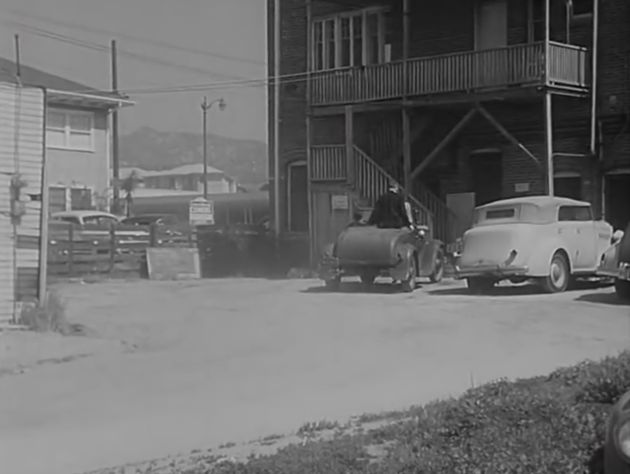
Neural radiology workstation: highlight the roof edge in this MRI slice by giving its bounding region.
[47,89,135,107]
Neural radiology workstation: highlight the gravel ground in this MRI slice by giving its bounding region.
[0,276,628,474]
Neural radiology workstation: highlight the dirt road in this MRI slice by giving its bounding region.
[0,277,628,474]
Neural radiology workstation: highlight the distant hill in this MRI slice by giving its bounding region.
[119,127,268,188]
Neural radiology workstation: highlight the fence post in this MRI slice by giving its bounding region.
[108,221,117,272]
[149,223,158,247]
[188,225,194,247]
[67,224,74,275]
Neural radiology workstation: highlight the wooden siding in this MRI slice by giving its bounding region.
[0,82,45,324]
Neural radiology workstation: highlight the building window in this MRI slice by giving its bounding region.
[312,8,386,71]
[570,0,593,17]
[46,109,95,151]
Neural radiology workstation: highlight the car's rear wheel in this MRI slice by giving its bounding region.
[615,279,630,300]
[325,277,341,291]
[466,277,495,293]
[429,249,445,284]
[539,252,570,293]
[401,256,417,293]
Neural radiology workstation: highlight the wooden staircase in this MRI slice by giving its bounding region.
[312,144,468,241]
[310,144,463,243]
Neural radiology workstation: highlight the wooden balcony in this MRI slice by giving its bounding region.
[309,42,590,107]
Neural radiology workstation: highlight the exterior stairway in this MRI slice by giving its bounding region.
[311,144,460,243]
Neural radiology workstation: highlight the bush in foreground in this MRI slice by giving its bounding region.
[208,351,630,474]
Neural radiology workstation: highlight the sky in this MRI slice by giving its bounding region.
[0,0,268,142]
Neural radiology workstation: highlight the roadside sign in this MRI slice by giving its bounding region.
[331,194,349,210]
[189,197,214,226]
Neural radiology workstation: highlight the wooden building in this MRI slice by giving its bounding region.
[267,0,630,263]
[0,82,47,325]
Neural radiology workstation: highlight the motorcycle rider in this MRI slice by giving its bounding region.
[367,182,415,229]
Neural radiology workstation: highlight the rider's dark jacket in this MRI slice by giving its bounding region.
[367,190,412,228]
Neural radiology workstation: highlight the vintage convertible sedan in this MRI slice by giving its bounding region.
[601,389,630,473]
[454,196,614,293]
[319,222,444,293]
[598,221,630,300]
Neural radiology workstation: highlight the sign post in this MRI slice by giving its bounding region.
[189,197,214,226]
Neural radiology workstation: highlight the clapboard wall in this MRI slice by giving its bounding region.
[0,82,46,325]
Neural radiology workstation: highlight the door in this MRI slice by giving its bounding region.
[287,162,309,233]
[446,192,476,238]
[605,173,630,232]
[312,190,351,259]
[470,152,503,206]
[554,176,582,201]
[475,0,508,88]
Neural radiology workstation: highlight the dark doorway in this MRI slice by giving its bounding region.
[605,174,630,231]
[470,151,503,206]
[554,176,582,200]
[287,162,309,233]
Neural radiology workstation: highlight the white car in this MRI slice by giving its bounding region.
[50,210,149,243]
[454,196,615,293]
[51,210,121,227]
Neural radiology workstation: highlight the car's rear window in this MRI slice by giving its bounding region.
[485,208,516,219]
[558,205,592,222]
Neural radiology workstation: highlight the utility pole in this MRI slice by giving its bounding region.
[201,96,209,200]
[111,39,120,213]
[14,34,21,79]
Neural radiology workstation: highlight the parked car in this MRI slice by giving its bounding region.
[597,221,630,300]
[601,389,630,473]
[319,214,444,293]
[454,196,614,293]
[120,213,180,227]
[51,210,121,227]
[49,210,150,249]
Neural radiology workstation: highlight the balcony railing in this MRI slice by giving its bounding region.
[310,41,590,106]
[311,145,347,181]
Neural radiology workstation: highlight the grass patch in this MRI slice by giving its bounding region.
[296,419,341,436]
[204,352,628,474]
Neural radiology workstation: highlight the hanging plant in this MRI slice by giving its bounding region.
[9,173,28,223]
[9,173,28,200]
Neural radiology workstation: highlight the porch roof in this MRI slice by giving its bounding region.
[0,57,134,109]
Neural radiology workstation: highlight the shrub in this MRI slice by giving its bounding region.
[548,352,630,404]
[18,290,70,334]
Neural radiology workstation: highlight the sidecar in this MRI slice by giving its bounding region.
[318,223,444,292]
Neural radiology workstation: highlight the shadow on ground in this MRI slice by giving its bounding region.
[575,291,629,306]
[302,280,428,295]
[426,279,613,298]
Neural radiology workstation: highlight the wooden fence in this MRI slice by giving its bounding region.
[47,222,195,276]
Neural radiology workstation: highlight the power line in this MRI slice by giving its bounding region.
[1,17,315,96]
[1,6,266,67]
[2,19,252,82]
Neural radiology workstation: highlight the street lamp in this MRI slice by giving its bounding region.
[201,96,226,199]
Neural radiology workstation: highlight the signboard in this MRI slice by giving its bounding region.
[146,247,201,281]
[514,182,530,193]
[331,194,349,211]
[189,197,214,226]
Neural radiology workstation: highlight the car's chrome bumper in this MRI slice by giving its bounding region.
[318,255,402,280]
[454,264,529,279]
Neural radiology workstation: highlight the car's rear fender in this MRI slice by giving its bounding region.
[390,244,416,281]
[418,239,443,277]
[526,238,573,277]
